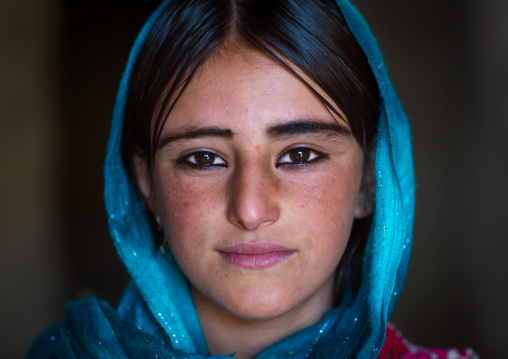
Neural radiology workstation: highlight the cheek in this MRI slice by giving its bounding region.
[153,174,223,251]
[282,157,363,263]
[287,161,362,227]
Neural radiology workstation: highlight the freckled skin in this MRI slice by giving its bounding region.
[137,46,367,358]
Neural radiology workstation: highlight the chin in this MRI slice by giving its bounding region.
[222,293,296,322]
[192,279,302,322]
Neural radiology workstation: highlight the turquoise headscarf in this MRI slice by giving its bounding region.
[27,0,415,358]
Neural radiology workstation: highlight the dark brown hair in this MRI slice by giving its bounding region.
[121,0,379,304]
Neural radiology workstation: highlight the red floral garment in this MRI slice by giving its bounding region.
[378,323,479,359]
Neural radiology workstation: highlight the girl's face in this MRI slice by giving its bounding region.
[137,46,369,322]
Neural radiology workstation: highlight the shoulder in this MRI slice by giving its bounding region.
[26,295,186,359]
[26,296,114,359]
[378,322,479,359]
[26,296,123,359]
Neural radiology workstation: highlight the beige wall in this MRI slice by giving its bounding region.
[0,0,66,357]
[465,0,508,353]
[355,0,508,356]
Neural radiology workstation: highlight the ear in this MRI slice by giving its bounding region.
[132,153,156,213]
[354,153,375,219]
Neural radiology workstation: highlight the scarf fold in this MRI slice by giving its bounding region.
[27,295,230,359]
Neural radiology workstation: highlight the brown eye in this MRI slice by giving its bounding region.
[289,148,311,162]
[195,152,213,166]
[182,151,227,168]
[277,147,323,167]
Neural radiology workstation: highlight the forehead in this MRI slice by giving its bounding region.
[164,45,347,132]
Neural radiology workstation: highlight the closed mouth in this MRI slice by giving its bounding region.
[217,242,296,269]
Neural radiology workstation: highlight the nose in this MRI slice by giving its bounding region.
[227,160,280,231]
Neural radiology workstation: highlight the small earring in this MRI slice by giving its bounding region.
[159,240,170,255]
[155,215,162,232]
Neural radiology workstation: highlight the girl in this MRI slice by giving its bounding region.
[27,0,477,358]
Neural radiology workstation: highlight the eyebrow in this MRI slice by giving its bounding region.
[158,126,234,149]
[157,119,351,149]
[267,120,352,138]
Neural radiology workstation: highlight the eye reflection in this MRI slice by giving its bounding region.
[178,147,324,170]
[181,151,227,168]
[277,148,323,167]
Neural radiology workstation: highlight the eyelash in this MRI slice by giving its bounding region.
[276,147,325,168]
[177,151,227,169]
[177,147,326,170]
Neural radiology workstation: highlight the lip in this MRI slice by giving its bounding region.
[217,242,296,269]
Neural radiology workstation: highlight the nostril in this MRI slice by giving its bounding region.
[226,186,280,231]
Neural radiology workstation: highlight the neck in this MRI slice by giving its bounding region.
[190,281,334,359]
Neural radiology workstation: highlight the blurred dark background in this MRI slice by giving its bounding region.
[1,0,507,357]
